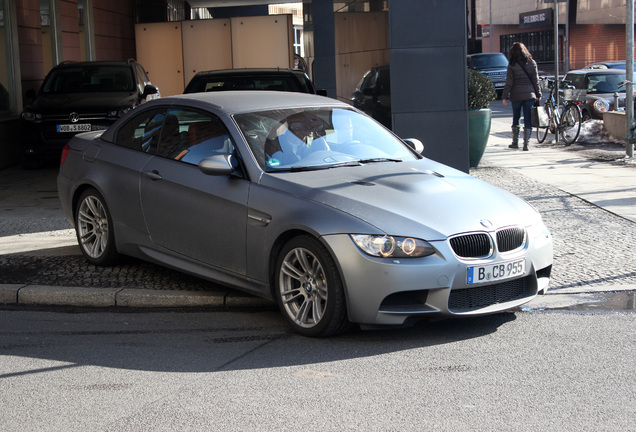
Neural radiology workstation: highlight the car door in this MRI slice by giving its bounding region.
[139,107,250,275]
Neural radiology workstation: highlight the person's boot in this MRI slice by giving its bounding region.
[509,126,520,149]
[523,128,531,151]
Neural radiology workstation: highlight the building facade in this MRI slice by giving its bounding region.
[475,0,635,73]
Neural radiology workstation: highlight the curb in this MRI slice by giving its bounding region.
[2,283,634,312]
[0,284,275,310]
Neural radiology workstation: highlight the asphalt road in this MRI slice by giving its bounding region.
[0,308,634,431]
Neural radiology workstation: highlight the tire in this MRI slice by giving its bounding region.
[581,110,591,122]
[537,103,554,144]
[560,103,581,146]
[75,188,119,266]
[536,126,549,143]
[274,235,349,337]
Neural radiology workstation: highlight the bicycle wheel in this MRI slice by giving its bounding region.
[560,103,581,145]
[536,103,553,143]
[536,126,549,143]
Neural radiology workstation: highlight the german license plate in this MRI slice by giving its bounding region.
[494,82,505,88]
[467,259,525,284]
[57,124,91,133]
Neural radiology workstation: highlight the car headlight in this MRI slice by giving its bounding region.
[21,111,42,122]
[593,99,609,114]
[108,108,132,118]
[351,235,435,258]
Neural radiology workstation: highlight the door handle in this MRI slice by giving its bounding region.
[143,170,162,181]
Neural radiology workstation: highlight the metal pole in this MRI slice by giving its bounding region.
[565,0,569,72]
[554,1,560,142]
[627,0,634,158]
[489,0,492,52]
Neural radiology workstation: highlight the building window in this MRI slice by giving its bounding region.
[501,31,554,67]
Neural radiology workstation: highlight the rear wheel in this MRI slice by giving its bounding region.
[560,103,581,145]
[274,235,349,337]
[75,188,119,266]
[536,103,554,143]
[536,125,549,143]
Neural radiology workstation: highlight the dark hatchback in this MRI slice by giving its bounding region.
[184,68,326,96]
[20,59,159,168]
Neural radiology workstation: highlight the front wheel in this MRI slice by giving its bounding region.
[560,103,581,145]
[274,235,349,337]
[75,188,119,266]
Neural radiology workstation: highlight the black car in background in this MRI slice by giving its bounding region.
[350,65,391,129]
[467,53,509,97]
[184,68,326,96]
[20,59,159,168]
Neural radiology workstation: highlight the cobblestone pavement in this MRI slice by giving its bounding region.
[1,143,636,292]
[472,160,636,290]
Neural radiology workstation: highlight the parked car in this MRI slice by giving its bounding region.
[184,68,326,96]
[562,69,627,121]
[583,61,636,70]
[58,91,553,337]
[20,59,159,168]
[350,65,391,130]
[467,53,509,97]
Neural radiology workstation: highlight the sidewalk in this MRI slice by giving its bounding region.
[2,104,635,311]
[483,101,636,223]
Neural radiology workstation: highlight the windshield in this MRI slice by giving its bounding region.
[234,107,418,171]
[187,76,304,93]
[470,53,508,69]
[41,66,135,94]
[585,73,626,94]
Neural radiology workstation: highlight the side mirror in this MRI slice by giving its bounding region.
[403,138,424,154]
[142,84,160,98]
[199,154,238,176]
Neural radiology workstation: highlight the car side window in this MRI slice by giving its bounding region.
[115,108,166,152]
[156,108,235,165]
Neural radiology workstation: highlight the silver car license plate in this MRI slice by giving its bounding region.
[57,124,92,133]
[467,259,525,284]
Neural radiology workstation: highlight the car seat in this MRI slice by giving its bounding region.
[158,115,187,157]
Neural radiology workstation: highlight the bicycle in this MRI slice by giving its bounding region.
[536,77,583,146]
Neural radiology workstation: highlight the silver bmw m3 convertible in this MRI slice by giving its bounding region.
[58,91,552,337]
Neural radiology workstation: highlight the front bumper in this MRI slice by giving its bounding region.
[21,120,111,161]
[322,230,553,326]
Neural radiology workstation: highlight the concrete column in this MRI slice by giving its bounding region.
[389,0,469,172]
[310,0,337,98]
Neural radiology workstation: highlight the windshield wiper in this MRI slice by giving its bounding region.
[358,158,403,164]
[289,161,363,172]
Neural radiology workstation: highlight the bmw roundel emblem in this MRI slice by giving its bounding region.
[69,112,80,123]
[480,219,493,229]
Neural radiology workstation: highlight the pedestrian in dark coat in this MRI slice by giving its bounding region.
[502,42,542,151]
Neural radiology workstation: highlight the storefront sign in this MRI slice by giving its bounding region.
[519,8,553,28]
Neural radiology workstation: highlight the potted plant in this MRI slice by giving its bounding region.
[467,68,497,167]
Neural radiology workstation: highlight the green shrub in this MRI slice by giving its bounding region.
[467,68,497,110]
